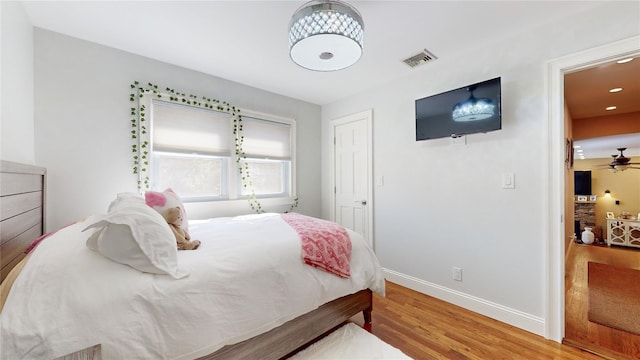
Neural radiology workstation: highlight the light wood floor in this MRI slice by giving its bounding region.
[564,241,640,360]
[350,280,602,359]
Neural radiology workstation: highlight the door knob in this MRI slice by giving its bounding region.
[355,200,367,205]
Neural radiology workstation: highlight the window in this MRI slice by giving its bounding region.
[144,97,295,203]
[240,116,293,198]
[153,152,226,199]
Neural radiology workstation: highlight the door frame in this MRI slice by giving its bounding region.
[545,35,640,342]
[330,109,374,247]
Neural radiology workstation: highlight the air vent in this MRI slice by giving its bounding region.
[403,49,438,68]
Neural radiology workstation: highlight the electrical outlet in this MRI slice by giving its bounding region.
[452,267,462,281]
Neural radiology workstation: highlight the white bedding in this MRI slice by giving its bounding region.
[0,213,385,360]
[289,323,412,360]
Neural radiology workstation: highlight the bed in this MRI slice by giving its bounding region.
[0,160,385,360]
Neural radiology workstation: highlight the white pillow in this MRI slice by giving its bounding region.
[84,195,189,279]
[107,192,142,212]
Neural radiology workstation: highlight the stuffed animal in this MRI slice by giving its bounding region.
[163,207,200,250]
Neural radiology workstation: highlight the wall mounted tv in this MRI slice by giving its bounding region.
[574,170,592,195]
[415,77,502,141]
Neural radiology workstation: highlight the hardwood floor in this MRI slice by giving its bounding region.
[564,241,640,360]
[350,280,602,359]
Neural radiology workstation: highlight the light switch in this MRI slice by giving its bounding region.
[502,173,515,189]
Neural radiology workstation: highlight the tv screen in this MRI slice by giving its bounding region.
[574,170,592,195]
[415,77,502,141]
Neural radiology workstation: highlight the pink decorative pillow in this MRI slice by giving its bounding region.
[145,188,189,232]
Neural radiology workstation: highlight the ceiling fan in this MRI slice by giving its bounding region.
[599,148,640,172]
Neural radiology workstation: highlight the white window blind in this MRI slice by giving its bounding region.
[144,95,296,203]
[242,117,292,159]
[152,100,231,155]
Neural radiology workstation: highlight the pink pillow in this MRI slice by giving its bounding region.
[144,188,188,232]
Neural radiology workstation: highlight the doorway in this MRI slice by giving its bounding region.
[564,85,640,357]
[546,35,640,349]
[330,109,373,248]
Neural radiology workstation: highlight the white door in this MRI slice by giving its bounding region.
[332,110,373,248]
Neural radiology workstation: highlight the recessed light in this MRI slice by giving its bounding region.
[606,106,617,111]
[609,87,623,93]
[617,58,633,64]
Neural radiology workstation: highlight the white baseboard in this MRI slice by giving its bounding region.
[382,268,545,337]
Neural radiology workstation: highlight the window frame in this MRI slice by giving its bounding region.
[239,157,291,199]
[151,150,229,202]
[237,109,296,201]
[140,95,297,207]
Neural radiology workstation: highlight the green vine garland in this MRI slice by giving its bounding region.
[129,81,297,213]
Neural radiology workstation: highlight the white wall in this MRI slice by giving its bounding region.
[34,29,322,231]
[321,1,640,335]
[1,1,34,164]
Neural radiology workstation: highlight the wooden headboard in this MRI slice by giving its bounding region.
[0,160,46,282]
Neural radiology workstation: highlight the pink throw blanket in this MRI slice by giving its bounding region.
[281,213,352,278]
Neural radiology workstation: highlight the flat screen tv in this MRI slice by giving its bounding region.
[574,170,592,195]
[415,77,502,141]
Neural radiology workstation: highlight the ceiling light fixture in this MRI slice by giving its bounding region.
[609,87,623,93]
[616,58,634,64]
[288,0,364,72]
[606,106,617,111]
[452,85,496,122]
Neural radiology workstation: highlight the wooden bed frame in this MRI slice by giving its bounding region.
[0,160,373,360]
[204,289,372,360]
[0,160,46,282]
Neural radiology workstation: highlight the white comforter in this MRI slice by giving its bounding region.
[0,213,385,360]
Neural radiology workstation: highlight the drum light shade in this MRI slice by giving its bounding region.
[289,0,364,71]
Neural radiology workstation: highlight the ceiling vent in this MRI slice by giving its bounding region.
[403,49,437,68]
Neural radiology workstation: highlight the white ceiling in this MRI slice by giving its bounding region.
[21,0,611,106]
[19,1,639,161]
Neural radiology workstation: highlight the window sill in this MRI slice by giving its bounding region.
[184,196,297,220]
